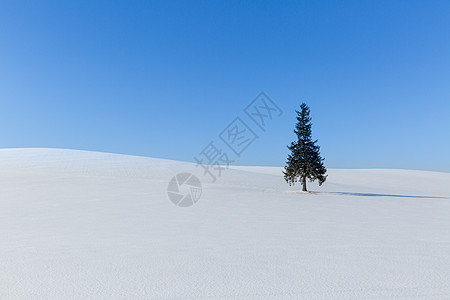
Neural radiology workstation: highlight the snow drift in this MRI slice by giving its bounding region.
[1,148,449,299]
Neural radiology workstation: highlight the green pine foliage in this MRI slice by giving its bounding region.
[283,103,327,192]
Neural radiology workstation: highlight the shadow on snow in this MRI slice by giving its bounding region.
[328,192,449,199]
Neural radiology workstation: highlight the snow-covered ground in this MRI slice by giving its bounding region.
[1,148,450,299]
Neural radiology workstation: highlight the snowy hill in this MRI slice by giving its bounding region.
[1,148,450,299]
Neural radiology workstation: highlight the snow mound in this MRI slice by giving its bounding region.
[1,148,449,299]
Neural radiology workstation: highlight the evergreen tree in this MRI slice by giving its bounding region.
[283,103,327,192]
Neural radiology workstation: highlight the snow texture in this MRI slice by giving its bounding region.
[1,148,450,299]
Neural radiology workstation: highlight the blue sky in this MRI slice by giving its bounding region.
[0,1,449,171]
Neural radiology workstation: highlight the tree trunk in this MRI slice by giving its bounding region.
[302,176,307,192]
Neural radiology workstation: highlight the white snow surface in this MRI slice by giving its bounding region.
[1,148,450,299]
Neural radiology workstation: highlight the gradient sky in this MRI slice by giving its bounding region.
[1,1,449,171]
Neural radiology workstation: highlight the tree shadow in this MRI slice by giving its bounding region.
[329,192,449,199]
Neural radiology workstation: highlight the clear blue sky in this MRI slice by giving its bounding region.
[1,1,449,171]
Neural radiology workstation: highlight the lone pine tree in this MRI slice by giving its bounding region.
[283,103,327,192]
